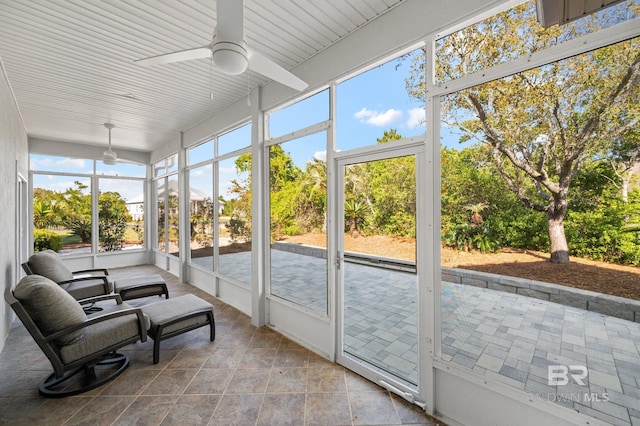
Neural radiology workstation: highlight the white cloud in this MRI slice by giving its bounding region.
[313,151,327,162]
[56,158,86,169]
[407,107,426,128]
[219,166,237,175]
[354,107,403,127]
[191,164,213,177]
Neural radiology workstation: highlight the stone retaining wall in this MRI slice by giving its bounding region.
[442,267,640,323]
[272,242,640,323]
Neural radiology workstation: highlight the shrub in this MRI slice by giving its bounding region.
[33,229,62,252]
[443,223,500,253]
[227,214,251,243]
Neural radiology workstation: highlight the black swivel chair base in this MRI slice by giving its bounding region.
[39,352,130,398]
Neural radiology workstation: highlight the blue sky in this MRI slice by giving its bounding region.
[269,48,430,168]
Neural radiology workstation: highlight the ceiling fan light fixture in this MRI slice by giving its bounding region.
[212,41,248,75]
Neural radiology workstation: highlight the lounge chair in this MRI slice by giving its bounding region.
[22,249,112,300]
[5,274,149,397]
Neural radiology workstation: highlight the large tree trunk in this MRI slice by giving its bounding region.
[547,204,569,263]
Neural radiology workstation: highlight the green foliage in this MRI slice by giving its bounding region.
[344,200,369,234]
[33,229,61,252]
[66,216,91,243]
[33,185,131,252]
[226,154,254,241]
[269,145,302,192]
[227,214,251,243]
[407,1,640,263]
[443,224,499,253]
[367,152,416,237]
[98,192,131,252]
[565,188,640,265]
[488,208,549,250]
[190,197,214,247]
[267,145,327,240]
[270,183,300,240]
[133,220,144,244]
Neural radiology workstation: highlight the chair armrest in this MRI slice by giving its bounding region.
[58,275,110,295]
[79,293,123,305]
[72,268,109,276]
[45,307,148,343]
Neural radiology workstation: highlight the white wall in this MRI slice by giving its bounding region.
[0,58,28,351]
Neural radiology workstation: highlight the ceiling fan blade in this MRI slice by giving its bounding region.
[247,47,308,91]
[134,46,212,66]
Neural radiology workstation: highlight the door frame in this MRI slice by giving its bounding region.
[333,136,430,408]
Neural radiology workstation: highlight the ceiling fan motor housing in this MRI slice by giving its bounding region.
[102,151,117,165]
[212,41,248,75]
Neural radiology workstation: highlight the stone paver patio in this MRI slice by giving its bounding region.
[191,249,640,426]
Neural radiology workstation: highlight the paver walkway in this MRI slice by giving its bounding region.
[192,249,640,425]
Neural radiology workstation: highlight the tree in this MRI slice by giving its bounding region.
[602,129,640,203]
[367,130,417,237]
[62,181,92,242]
[227,153,254,242]
[33,198,55,229]
[298,158,327,232]
[344,199,369,237]
[98,191,131,251]
[407,2,640,263]
[464,202,489,226]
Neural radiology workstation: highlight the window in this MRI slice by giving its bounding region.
[435,0,640,84]
[30,154,145,256]
[185,123,253,286]
[189,164,214,260]
[269,132,328,314]
[217,154,252,285]
[188,140,214,165]
[153,156,179,257]
[98,178,144,252]
[268,90,329,138]
[336,49,425,151]
[219,123,251,156]
[437,29,640,424]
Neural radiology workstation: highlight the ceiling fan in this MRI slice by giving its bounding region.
[134,0,308,92]
[102,123,118,165]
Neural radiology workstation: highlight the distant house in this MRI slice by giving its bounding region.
[126,181,224,221]
[126,194,144,221]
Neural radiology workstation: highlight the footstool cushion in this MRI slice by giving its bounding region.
[113,274,169,301]
[141,294,215,364]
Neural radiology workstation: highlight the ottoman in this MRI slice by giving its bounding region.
[113,274,169,301]
[141,294,215,364]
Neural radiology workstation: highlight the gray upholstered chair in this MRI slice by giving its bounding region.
[5,274,149,397]
[22,249,113,300]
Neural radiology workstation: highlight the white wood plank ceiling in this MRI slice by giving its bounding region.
[0,0,404,152]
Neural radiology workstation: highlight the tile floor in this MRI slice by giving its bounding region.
[0,265,442,425]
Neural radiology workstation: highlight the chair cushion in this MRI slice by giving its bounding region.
[27,250,74,283]
[14,275,87,345]
[59,303,150,364]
